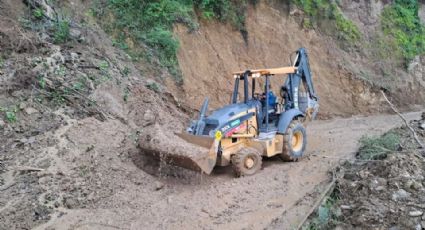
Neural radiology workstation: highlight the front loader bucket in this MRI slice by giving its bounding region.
[138,125,218,174]
[172,133,217,174]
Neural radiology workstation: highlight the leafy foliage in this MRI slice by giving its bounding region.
[302,192,341,230]
[53,19,70,44]
[195,0,252,34]
[93,0,254,82]
[94,0,195,81]
[5,111,17,123]
[291,0,361,44]
[146,82,161,92]
[0,106,18,123]
[33,8,44,19]
[380,0,425,64]
[358,131,401,160]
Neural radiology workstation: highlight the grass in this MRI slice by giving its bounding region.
[358,131,401,160]
[380,0,425,65]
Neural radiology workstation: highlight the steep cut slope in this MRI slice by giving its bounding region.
[173,1,424,117]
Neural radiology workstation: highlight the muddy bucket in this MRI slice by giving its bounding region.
[138,125,218,174]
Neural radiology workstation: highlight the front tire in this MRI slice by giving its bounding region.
[280,120,307,161]
[232,148,262,177]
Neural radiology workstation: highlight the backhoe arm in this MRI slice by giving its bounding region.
[296,48,317,100]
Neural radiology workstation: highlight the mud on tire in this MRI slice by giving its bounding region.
[231,148,262,177]
[280,120,307,161]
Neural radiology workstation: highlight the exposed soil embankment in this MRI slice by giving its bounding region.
[173,1,425,117]
[174,2,384,118]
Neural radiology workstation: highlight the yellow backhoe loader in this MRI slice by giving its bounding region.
[141,48,319,176]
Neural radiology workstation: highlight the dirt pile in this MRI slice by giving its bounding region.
[0,0,188,228]
[336,152,425,229]
[323,114,425,229]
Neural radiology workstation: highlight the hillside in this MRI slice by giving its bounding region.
[0,0,424,229]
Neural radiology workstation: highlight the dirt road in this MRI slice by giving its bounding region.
[24,111,423,229]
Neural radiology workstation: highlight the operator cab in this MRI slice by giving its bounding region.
[231,69,294,134]
[231,48,318,137]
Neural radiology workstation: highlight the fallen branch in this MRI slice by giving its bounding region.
[0,182,16,191]
[380,91,424,149]
[13,166,44,172]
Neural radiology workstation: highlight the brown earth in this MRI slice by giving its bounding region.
[1,110,421,229]
[173,1,425,118]
[174,1,385,118]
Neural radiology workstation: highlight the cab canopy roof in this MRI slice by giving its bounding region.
[233,66,297,76]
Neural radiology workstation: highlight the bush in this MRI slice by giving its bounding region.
[146,82,161,92]
[358,131,400,160]
[100,0,195,80]
[292,0,361,44]
[33,8,44,20]
[144,27,180,68]
[303,192,341,229]
[54,19,70,44]
[0,106,17,123]
[333,5,361,43]
[94,0,254,81]
[380,0,425,64]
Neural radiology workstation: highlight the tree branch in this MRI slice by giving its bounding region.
[380,91,424,149]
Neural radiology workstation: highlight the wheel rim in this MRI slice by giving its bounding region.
[291,131,304,152]
[244,157,255,169]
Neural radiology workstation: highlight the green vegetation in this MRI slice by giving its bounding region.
[358,131,401,160]
[146,82,161,93]
[122,66,131,77]
[92,0,195,81]
[195,0,253,38]
[380,0,425,64]
[33,8,44,20]
[98,60,109,72]
[123,87,130,102]
[291,0,361,44]
[54,19,71,44]
[92,0,254,81]
[0,106,18,123]
[303,193,341,230]
[5,111,17,123]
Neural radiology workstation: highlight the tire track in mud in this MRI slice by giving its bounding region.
[35,111,423,230]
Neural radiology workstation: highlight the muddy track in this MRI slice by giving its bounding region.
[34,111,422,230]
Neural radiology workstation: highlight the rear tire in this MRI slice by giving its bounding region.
[279,120,307,161]
[232,148,262,177]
